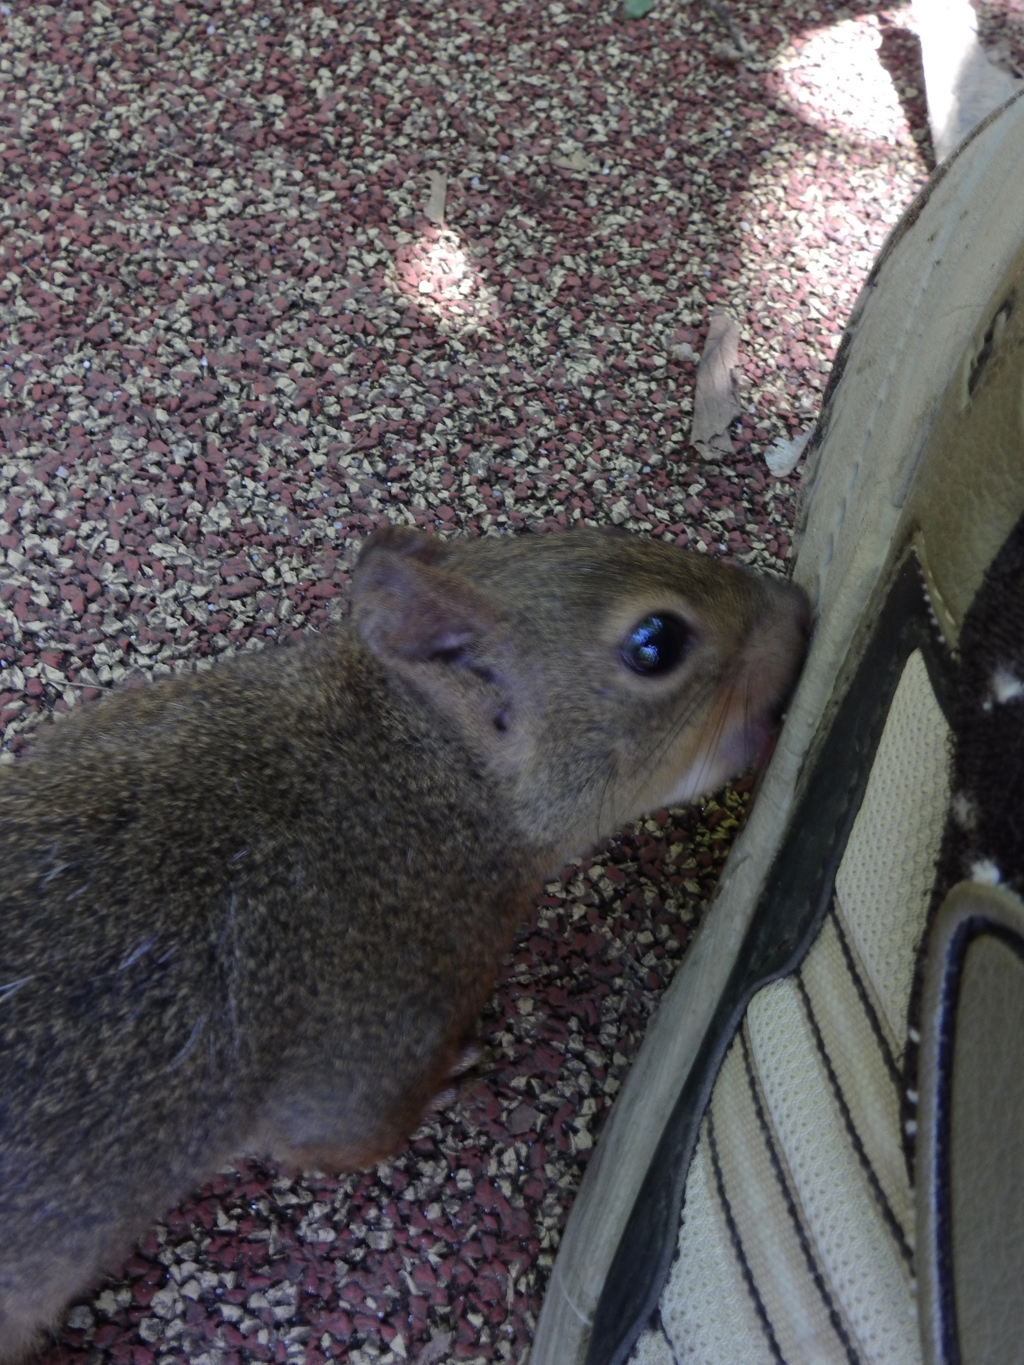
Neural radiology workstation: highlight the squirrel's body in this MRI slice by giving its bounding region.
[0,527,808,1359]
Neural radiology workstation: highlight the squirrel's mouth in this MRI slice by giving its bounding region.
[658,706,777,809]
[716,709,780,781]
[669,692,791,807]
[747,714,780,773]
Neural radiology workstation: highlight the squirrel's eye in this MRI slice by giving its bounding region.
[620,614,693,676]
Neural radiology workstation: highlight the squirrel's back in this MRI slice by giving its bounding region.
[0,526,808,1359]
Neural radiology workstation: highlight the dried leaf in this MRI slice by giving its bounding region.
[551,147,600,174]
[707,0,756,55]
[690,307,742,458]
[415,1331,454,1365]
[711,40,744,63]
[424,171,447,224]
[459,114,488,147]
[765,430,811,476]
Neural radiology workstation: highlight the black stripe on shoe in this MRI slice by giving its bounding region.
[794,969,915,1270]
[586,554,954,1365]
[706,1102,787,1365]
[829,905,903,1088]
[738,1027,864,1365]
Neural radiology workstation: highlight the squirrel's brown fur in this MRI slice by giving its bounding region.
[0,526,808,1359]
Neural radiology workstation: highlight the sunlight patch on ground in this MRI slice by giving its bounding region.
[727,8,931,437]
[771,9,918,146]
[389,227,499,337]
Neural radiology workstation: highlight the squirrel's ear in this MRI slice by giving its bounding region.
[356,524,448,569]
[352,529,499,662]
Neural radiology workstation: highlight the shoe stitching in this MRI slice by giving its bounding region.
[828,906,902,1088]
[705,1103,786,1365]
[793,969,915,1271]
[913,537,958,651]
[738,1028,863,1365]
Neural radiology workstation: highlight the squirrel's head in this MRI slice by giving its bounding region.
[352,526,809,865]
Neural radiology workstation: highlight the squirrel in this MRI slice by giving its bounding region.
[0,525,808,1360]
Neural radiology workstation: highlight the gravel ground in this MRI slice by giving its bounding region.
[1,1,1019,1363]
